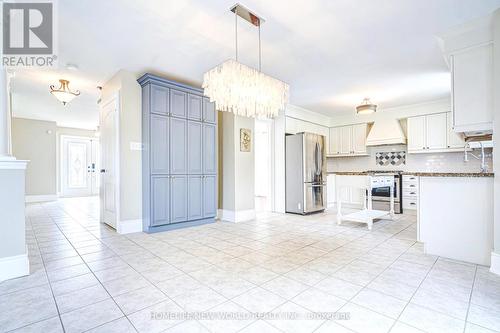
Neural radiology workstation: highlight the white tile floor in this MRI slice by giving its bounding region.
[1,197,500,333]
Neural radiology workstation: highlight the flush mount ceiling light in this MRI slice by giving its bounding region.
[202,3,289,119]
[356,98,377,115]
[49,79,80,106]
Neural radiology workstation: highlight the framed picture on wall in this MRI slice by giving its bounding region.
[240,128,251,152]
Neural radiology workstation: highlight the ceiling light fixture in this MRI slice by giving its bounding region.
[49,79,80,106]
[202,3,289,119]
[356,98,377,115]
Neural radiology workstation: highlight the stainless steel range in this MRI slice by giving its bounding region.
[367,171,403,214]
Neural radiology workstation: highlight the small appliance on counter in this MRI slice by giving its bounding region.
[285,132,326,214]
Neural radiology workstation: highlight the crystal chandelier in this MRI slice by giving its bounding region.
[49,79,80,106]
[202,4,289,119]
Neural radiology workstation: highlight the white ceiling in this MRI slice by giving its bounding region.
[11,0,500,129]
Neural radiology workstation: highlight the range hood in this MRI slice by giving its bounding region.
[366,119,407,146]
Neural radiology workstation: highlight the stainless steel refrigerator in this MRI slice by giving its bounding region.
[285,132,326,214]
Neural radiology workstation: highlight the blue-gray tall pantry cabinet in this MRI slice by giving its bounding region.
[138,74,217,233]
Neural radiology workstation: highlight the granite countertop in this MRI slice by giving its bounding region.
[327,171,494,177]
[401,172,494,177]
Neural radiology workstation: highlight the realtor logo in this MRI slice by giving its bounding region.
[2,1,57,67]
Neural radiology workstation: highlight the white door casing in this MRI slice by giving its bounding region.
[100,95,119,228]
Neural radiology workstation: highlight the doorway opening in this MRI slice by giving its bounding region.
[60,135,100,197]
[254,119,273,213]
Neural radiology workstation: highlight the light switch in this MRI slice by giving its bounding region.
[130,142,143,151]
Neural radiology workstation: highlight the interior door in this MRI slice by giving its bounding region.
[100,98,118,228]
[61,137,92,197]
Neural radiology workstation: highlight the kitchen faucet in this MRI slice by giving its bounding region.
[464,141,488,173]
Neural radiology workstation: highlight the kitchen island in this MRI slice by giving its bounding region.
[416,173,494,266]
[330,171,495,266]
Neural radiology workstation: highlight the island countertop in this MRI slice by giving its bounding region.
[327,171,494,177]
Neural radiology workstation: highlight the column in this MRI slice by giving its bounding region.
[0,68,13,160]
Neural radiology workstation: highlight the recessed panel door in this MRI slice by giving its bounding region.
[170,176,188,223]
[151,176,170,226]
[187,121,202,174]
[188,175,203,220]
[188,94,202,121]
[170,90,187,118]
[203,123,217,174]
[203,175,216,218]
[170,118,187,174]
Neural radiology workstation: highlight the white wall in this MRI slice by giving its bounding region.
[220,112,256,220]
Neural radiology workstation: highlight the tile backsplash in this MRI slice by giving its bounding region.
[375,151,406,166]
[327,144,493,173]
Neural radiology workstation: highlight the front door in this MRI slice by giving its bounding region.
[61,136,99,197]
[100,98,118,228]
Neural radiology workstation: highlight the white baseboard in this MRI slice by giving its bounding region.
[0,252,29,282]
[117,219,142,234]
[491,251,500,276]
[26,194,57,203]
[218,209,256,223]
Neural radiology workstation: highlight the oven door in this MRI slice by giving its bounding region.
[371,186,394,201]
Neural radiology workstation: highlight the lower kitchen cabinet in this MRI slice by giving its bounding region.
[170,176,188,223]
[203,175,217,218]
[151,176,170,226]
[188,176,203,220]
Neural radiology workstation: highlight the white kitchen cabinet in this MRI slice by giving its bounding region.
[328,123,368,157]
[451,43,493,134]
[425,113,447,150]
[339,126,352,155]
[329,127,340,155]
[447,113,465,149]
[352,123,367,154]
[326,174,336,208]
[286,116,329,152]
[334,175,365,208]
[407,112,462,153]
[407,116,426,151]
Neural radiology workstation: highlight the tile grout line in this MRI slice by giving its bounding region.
[313,221,423,333]
[462,265,478,333]
[39,201,139,333]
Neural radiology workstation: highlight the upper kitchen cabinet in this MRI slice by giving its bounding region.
[328,123,367,156]
[451,44,493,134]
[285,116,329,153]
[438,15,493,135]
[407,112,464,153]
